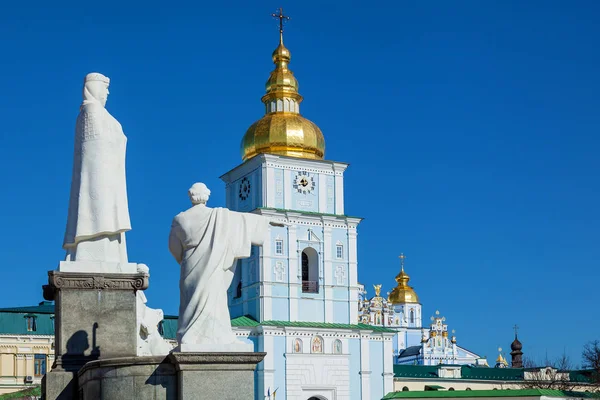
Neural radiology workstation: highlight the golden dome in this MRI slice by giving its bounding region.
[241,32,325,161]
[388,267,420,304]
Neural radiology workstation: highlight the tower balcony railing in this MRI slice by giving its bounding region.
[302,280,318,293]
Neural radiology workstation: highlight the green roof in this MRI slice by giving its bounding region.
[382,389,599,399]
[569,370,594,383]
[393,365,525,381]
[230,315,260,327]
[394,365,440,378]
[461,365,523,381]
[0,302,55,336]
[231,315,396,332]
[0,301,55,314]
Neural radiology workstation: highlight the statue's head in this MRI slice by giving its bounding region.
[83,72,110,107]
[188,183,211,205]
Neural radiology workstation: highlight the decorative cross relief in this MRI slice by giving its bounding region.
[335,265,346,285]
[274,262,286,282]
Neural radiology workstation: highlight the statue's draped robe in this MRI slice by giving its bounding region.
[63,97,131,262]
[168,205,269,345]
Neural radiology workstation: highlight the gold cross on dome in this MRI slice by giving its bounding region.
[272,7,291,35]
[399,253,406,271]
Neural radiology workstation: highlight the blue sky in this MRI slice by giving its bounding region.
[1,0,598,366]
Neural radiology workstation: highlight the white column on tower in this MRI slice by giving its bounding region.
[318,172,327,213]
[283,169,292,209]
[288,224,299,321]
[359,333,371,399]
[323,224,333,321]
[261,227,273,321]
[265,165,275,208]
[348,224,359,324]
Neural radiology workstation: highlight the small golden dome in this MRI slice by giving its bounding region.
[430,331,437,337]
[442,331,449,338]
[241,32,325,161]
[388,267,420,304]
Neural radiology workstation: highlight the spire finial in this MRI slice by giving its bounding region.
[272,7,290,44]
[399,253,406,272]
[513,324,519,338]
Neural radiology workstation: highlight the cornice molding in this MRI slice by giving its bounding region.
[43,271,149,300]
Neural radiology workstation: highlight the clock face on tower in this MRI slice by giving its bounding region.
[238,177,251,200]
[293,171,315,195]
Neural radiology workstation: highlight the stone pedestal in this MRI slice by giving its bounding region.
[42,270,148,400]
[77,356,176,400]
[169,352,266,400]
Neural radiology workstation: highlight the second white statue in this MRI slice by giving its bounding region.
[169,183,285,352]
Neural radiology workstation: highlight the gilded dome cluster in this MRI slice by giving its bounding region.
[241,32,325,161]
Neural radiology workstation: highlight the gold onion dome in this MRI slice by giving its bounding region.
[241,31,325,161]
[388,261,420,304]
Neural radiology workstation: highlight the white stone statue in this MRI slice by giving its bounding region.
[61,72,171,356]
[168,183,286,351]
[63,72,131,265]
[136,288,174,356]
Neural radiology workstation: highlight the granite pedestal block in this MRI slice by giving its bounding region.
[42,270,148,400]
[77,356,176,400]
[169,352,266,400]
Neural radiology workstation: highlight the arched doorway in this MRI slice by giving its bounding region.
[308,397,327,400]
[301,247,319,293]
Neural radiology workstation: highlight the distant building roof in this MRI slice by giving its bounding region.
[399,346,422,358]
[0,301,55,336]
[383,389,599,399]
[393,365,525,381]
[0,301,55,314]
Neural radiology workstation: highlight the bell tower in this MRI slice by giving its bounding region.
[220,9,362,324]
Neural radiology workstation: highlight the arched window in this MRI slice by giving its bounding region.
[333,339,342,354]
[311,336,323,353]
[449,388,455,391]
[301,247,319,293]
[409,309,415,324]
[466,388,472,391]
[402,387,410,392]
[293,338,303,353]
